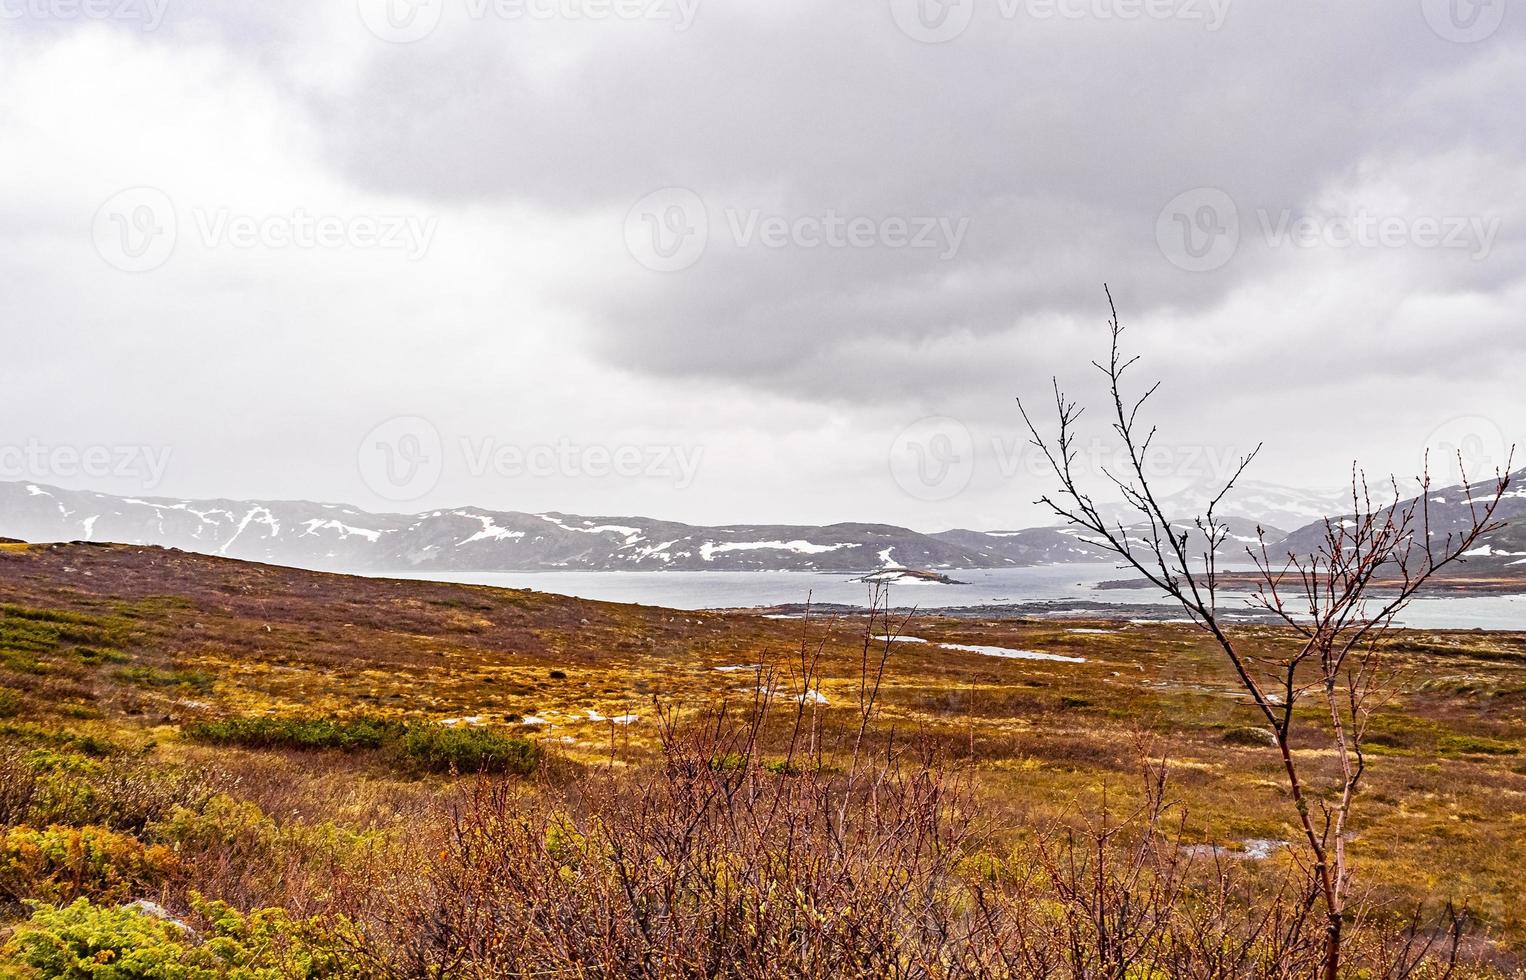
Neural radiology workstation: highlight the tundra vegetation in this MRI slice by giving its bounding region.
[0,319,1521,975]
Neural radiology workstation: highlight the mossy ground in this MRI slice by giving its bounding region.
[1,541,1523,957]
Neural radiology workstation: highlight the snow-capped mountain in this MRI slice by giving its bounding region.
[15,475,1511,576]
[1096,479,1351,532]
[1274,469,1526,570]
[0,481,1044,573]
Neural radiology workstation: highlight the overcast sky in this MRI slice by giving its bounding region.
[1,0,1521,530]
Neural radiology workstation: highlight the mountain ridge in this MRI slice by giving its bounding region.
[11,476,1509,575]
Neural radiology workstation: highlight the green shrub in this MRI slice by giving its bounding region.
[2,896,366,979]
[183,715,539,777]
[0,824,178,905]
[2,898,196,979]
[113,668,211,692]
[183,716,396,753]
[1221,726,1277,747]
[6,751,213,834]
[397,724,539,776]
[0,685,23,718]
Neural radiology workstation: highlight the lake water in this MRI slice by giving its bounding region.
[375,564,1526,631]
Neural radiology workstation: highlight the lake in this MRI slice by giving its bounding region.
[374,564,1526,631]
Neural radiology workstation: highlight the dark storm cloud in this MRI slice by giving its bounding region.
[295,0,1525,398]
[2,0,1522,526]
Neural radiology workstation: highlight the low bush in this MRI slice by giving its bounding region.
[184,717,395,753]
[7,752,218,834]
[396,724,539,776]
[184,715,540,777]
[2,895,366,979]
[1221,725,1278,747]
[0,824,177,905]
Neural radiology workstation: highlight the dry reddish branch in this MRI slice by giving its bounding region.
[1018,286,1514,980]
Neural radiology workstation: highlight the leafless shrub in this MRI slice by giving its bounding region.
[1018,286,1512,979]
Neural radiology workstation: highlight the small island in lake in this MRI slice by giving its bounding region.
[855,567,966,585]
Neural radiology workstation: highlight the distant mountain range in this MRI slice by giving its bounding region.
[1274,471,1526,570]
[1095,479,1352,534]
[1,474,1520,575]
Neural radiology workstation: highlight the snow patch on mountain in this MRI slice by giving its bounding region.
[698,540,853,561]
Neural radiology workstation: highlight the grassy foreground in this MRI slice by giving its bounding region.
[0,541,1523,977]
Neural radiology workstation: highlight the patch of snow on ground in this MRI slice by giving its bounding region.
[941,642,1086,663]
[439,716,485,727]
[887,635,1087,663]
[714,664,766,672]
